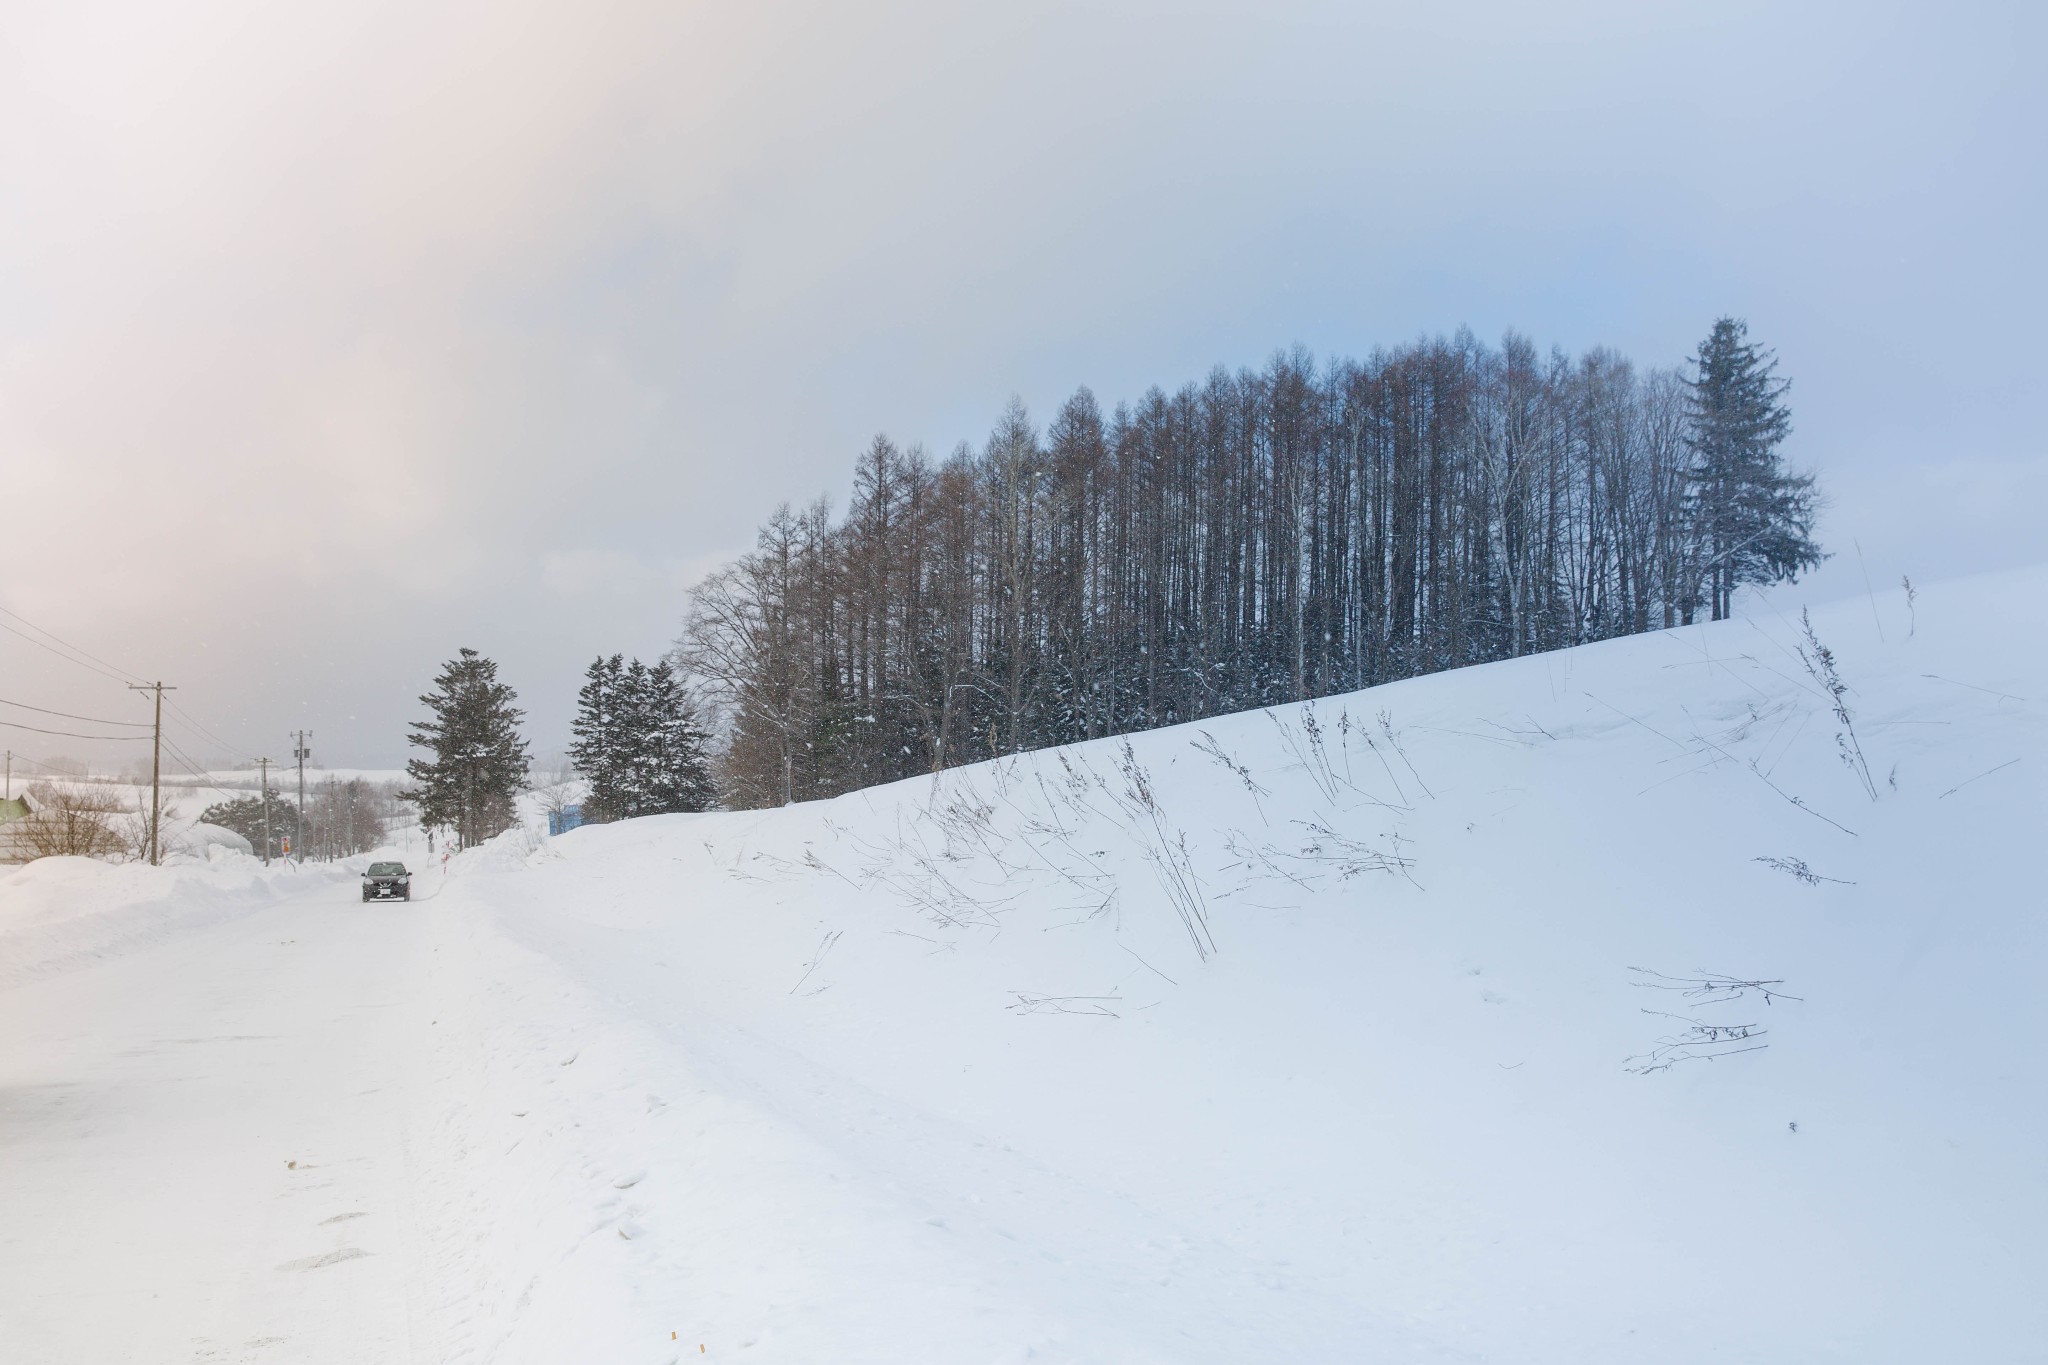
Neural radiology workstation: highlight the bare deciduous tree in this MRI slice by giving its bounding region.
[680,330,1824,807]
[16,781,127,860]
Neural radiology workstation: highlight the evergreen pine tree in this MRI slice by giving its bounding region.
[618,658,656,815]
[1683,318,1823,621]
[405,648,531,848]
[199,789,287,859]
[642,659,717,814]
[568,654,716,820]
[568,654,629,822]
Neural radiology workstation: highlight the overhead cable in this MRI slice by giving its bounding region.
[165,699,260,762]
[0,716,149,741]
[0,603,145,684]
[0,695,152,727]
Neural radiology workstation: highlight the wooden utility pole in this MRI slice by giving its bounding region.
[291,730,312,864]
[126,682,174,866]
[257,756,272,866]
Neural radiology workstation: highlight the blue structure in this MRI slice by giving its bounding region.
[547,804,585,836]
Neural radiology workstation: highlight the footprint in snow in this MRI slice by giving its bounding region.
[276,1248,370,1271]
[613,1171,645,1189]
[319,1212,368,1225]
[646,1094,668,1114]
[559,1051,579,1067]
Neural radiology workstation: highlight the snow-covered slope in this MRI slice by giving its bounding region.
[412,567,2041,1363]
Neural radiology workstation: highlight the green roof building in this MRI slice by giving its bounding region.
[0,792,36,863]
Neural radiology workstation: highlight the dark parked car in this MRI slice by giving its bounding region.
[362,861,411,902]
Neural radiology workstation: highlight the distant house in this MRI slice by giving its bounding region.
[0,791,38,864]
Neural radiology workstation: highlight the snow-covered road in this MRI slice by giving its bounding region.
[0,880,442,1364]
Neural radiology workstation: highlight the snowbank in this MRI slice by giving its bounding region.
[175,820,255,858]
[406,566,2042,1363]
[0,852,348,988]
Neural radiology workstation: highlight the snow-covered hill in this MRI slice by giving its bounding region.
[413,567,2041,1363]
[1,568,2038,1363]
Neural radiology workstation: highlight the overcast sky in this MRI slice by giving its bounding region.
[2,0,2041,775]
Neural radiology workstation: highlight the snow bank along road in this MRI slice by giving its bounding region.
[0,868,440,1363]
[2,567,2044,1363]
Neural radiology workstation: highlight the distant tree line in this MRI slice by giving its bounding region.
[201,778,398,861]
[681,319,1821,808]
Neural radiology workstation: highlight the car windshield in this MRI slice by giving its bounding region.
[367,862,406,876]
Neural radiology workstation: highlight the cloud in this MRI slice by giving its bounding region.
[539,548,725,601]
[1,0,2041,764]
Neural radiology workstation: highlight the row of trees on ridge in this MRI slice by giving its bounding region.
[679,319,1821,807]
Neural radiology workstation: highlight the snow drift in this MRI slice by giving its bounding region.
[406,566,2042,1363]
[0,851,347,988]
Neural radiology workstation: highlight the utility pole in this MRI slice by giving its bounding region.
[4,750,11,800]
[257,756,272,866]
[291,730,312,865]
[127,682,174,866]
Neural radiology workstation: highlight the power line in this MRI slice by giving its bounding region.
[159,751,235,794]
[164,699,261,763]
[0,604,266,770]
[0,676,259,768]
[0,695,152,727]
[0,617,139,686]
[0,603,145,684]
[0,716,149,741]
[158,737,251,804]
[0,752,106,777]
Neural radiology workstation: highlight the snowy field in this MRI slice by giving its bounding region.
[0,568,2040,1363]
